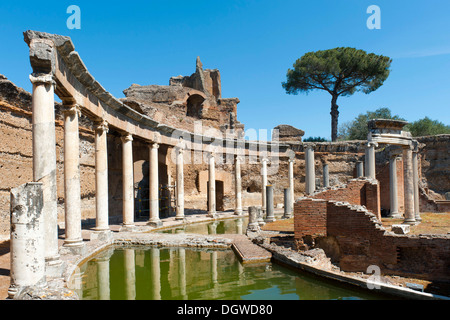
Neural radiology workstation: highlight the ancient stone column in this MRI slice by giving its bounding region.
[389,154,400,218]
[30,73,60,266]
[288,158,295,207]
[283,188,293,219]
[62,104,85,252]
[93,120,110,236]
[356,161,364,178]
[365,142,378,179]
[403,145,416,225]
[176,147,185,220]
[261,157,269,212]
[246,206,260,233]
[9,183,46,299]
[412,147,421,222]
[121,133,135,230]
[149,142,162,227]
[265,185,275,222]
[305,145,315,195]
[323,163,330,188]
[207,153,216,217]
[234,156,243,215]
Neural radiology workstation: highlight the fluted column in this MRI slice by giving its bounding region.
[288,158,295,207]
[62,104,85,253]
[389,154,400,218]
[365,142,378,179]
[149,142,162,227]
[403,145,416,225]
[30,73,60,265]
[234,156,242,215]
[176,147,185,220]
[207,153,216,217]
[93,120,110,234]
[261,157,268,212]
[121,133,135,230]
[305,145,315,195]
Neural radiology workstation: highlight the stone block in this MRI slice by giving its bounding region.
[391,224,410,235]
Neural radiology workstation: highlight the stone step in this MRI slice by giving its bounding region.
[223,234,272,264]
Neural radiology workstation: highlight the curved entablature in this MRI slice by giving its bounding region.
[24,30,288,159]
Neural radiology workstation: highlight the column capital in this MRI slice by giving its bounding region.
[151,142,159,149]
[29,73,55,86]
[366,141,379,148]
[61,104,81,117]
[94,120,109,133]
[261,157,269,163]
[121,133,133,143]
[305,144,315,151]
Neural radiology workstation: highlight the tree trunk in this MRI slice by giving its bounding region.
[330,95,339,142]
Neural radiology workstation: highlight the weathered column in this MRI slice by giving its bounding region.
[149,142,162,227]
[365,142,378,179]
[261,157,268,212]
[62,104,85,253]
[283,188,293,219]
[265,185,275,222]
[30,73,60,266]
[412,144,421,222]
[207,153,216,217]
[389,154,400,218]
[234,156,243,215]
[9,182,46,299]
[323,163,330,188]
[403,145,416,225]
[92,120,110,236]
[176,147,185,220]
[305,145,315,195]
[356,161,364,178]
[246,206,260,233]
[288,158,295,207]
[121,133,135,230]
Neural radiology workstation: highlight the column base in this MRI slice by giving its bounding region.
[90,229,113,242]
[265,217,276,223]
[387,212,402,219]
[207,212,217,218]
[234,209,243,216]
[282,213,293,219]
[62,240,86,255]
[148,220,163,227]
[175,215,185,221]
[403,218,417,225]
[119,224,136,232]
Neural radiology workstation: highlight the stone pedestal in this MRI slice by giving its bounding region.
[62,104,85,254]
[9,183,46,299]
[121,133,135,230]
[234,156,243,215]
[149,142,162,227]
[30,73,61,267]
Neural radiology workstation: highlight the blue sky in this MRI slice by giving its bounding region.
[1,0,449,140]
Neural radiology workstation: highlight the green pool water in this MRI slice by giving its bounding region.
[74,246,392,300]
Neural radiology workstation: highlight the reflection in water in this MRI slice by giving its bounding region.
[160,217,249,235]
[74,246,388,300]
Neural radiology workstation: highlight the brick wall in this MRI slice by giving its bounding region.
[294,198,450,281]
[311,178,381,220]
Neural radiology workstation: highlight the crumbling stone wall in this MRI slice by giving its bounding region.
[294,198,450,281]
